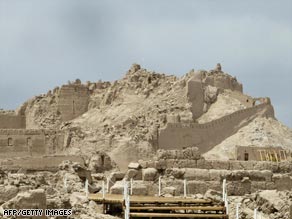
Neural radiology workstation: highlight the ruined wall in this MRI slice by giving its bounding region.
[236,146,291,162]
[0,155,85,171]
[0,115,26,129]
[0,129,45,157]
[139,158,292,173]
[187,75,204,120]
[186,71,248,120]
[43,130,65,155]
[227,91,254,107]
[0,129,64,158]
[204,73,243,92]
[112,159,292,197]
[57,84,89,121]
[158,103,274,153]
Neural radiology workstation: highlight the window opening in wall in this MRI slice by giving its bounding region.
[101,154,105,166]
[244,152,249,161]
[148,77,152,84]
[254,100,261,106]
[8,138,13,146]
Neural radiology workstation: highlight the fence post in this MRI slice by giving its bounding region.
[222,178,228,215]
[236,203,240,219]
[125,194,130,219]
[184,179,187,198]
[102,181,105,199]
[222,179,226,201]
[130,178,133,195]
[254,208,258,219]
[158,176,162,196]
[106,177,110,193]
[123,180,130,219]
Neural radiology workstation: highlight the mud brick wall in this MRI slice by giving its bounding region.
[139,159,292,173]
[0,115,26,129]
[0,129,64,158]
[119,160,292,196]
[158,103,274,154]
[57,84,89,121]
[0,129,45,157]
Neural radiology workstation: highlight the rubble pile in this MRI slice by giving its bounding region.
[0,156,291,219]
[228,190,292,219]
[0,161,119,219]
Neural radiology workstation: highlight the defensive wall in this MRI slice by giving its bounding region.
[187,70,253,120]
[158,103,274,153]
[0,83,90,129]
[0,114,26,129]
[0,83,89,160]
[0,129,64,158]
[57,84,89,121]
[226,91,254,108]
[187,77,204,120]
[203,73,243,93]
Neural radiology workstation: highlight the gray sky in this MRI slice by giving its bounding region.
[0,0,291,127]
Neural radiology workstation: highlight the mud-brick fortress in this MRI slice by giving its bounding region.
[0,64,290,163]
[157,65,290,161]
[0,80,90,159]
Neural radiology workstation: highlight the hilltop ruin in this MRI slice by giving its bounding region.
[0,64,290,166]
[0,64,291,219]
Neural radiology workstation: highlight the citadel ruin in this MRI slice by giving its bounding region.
[0,64,291,219]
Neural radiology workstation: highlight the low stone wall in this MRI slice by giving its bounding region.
[138,159,292,173]
[108,160,292,197]
[110,170,292,197]
[165,168,292,195]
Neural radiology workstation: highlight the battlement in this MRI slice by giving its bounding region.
[167,103,271,129]
[159,102,274,153]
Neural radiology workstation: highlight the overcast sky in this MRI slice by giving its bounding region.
[0,0,291,127]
